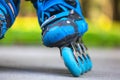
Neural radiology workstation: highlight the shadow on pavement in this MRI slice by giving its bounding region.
[0,66,72,77]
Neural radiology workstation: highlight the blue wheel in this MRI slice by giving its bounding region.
[78,42,93,72]
[86,54,93,71]
[82,54,90,72]
[61,47,84,77]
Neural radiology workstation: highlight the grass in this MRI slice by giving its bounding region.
[0,17,42,45]
[0,17,120,47]
[83,20,120,48]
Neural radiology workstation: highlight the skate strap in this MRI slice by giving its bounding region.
[42,0,83,16]
[41,11,69,28]
[41,9,82,33]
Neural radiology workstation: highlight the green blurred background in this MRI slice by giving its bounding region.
[0,0,120,48]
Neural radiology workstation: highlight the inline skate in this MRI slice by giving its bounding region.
[31,0,93,77]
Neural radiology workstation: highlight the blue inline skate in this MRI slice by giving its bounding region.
[0,0,20,39]
[32,0,93,77]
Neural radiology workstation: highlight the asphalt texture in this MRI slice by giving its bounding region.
[0,46,120,80]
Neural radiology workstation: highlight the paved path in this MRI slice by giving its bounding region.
[0,46,120,80]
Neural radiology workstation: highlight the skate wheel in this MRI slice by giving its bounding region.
[61,47,83,77]
[81,54,89,73]
[86,54,93,71]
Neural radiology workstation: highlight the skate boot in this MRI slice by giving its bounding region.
[0,0,20,39]
[31,0,92,77]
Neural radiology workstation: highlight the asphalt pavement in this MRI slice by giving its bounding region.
[0,46,120,80]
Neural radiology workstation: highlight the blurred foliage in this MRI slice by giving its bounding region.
[0,17,42,45]
[19,0,36,16]
[0,17,119,48]
[83,20,120,48]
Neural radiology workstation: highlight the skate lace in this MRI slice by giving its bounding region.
[41,1,71,24]
[44,5,63,19]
